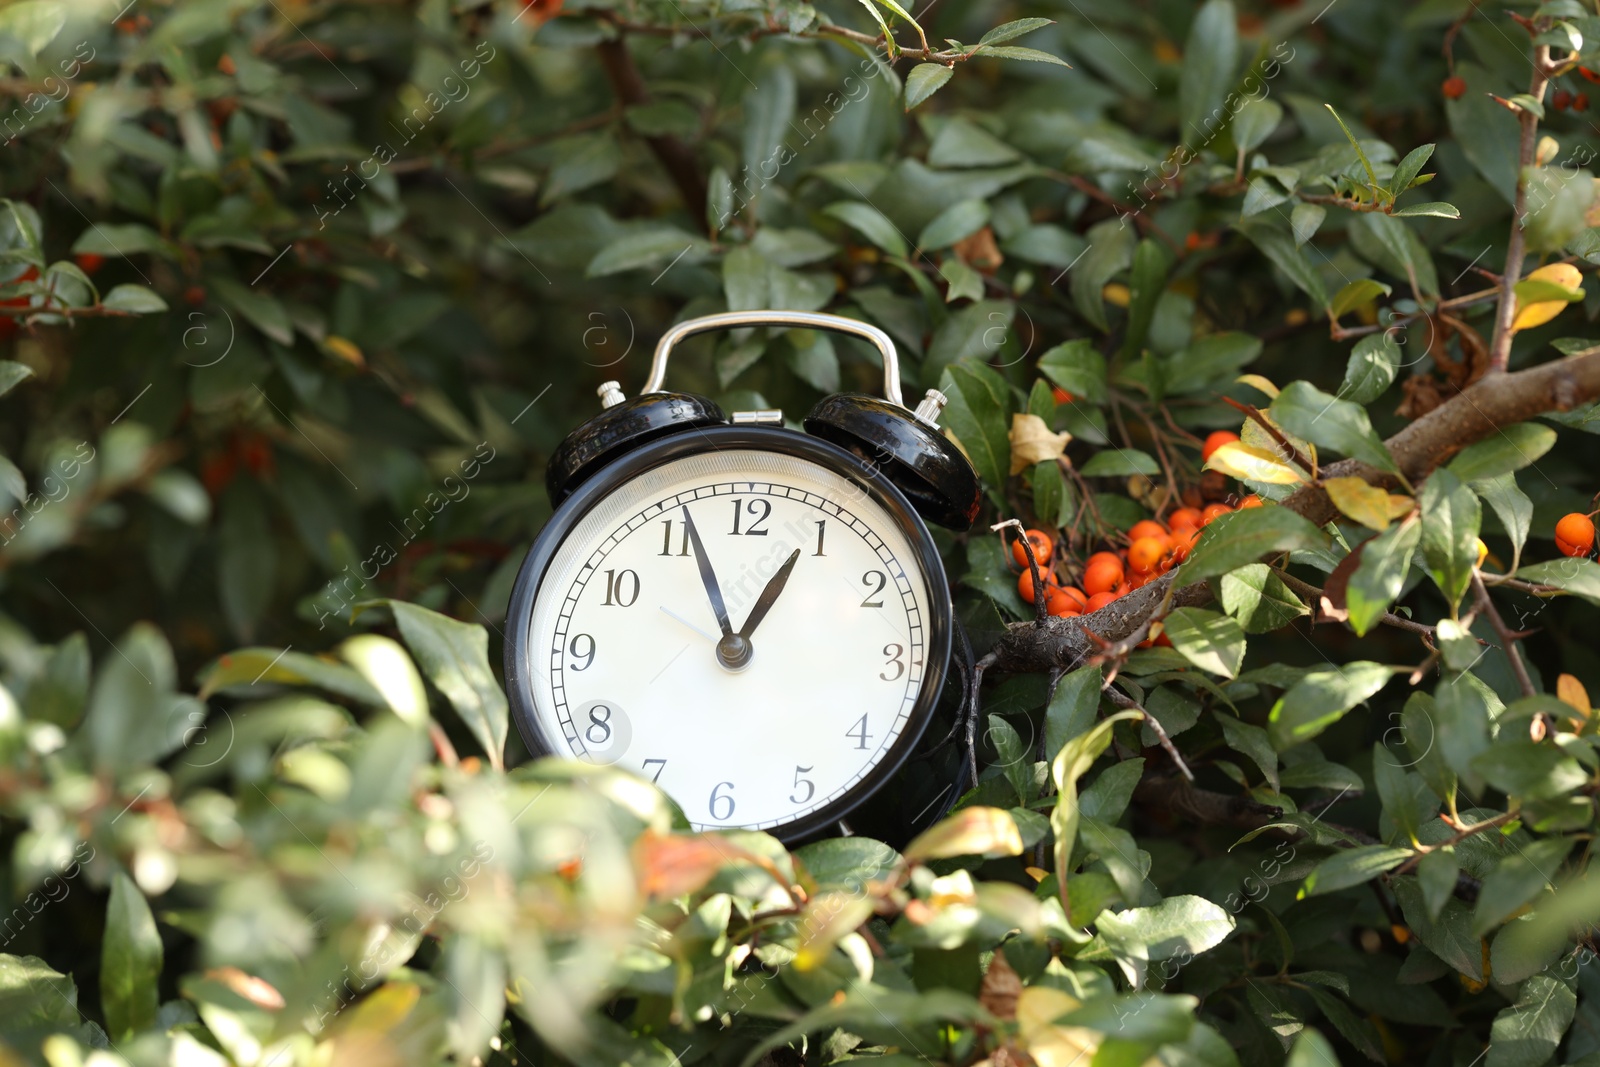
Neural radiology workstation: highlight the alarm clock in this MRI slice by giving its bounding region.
[503,310,982,842]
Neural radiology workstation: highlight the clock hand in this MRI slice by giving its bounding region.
[681,506,733,637]
[737,548,802,640]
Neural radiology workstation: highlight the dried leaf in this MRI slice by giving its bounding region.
[1325,476,1401,531]
[904,806,1024,862]
[979,948,1023,1021]
[1557,673,1591,730]
[633,832,748,898]
[1204,441,1307,484]
[1009,413,1071,474]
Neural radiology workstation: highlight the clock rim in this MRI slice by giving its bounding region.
[503,424,954,843]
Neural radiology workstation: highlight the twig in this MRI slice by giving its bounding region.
[1391,809,1519,877]
[1486,45,1553,374]
[1272,568,1441,639]
[1106,686,1193,781]
[1471,570,1537,698]
[1221,396,1315,476]
[993,519,1049,627]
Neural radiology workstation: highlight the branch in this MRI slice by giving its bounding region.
[594,37,708,222]
[1471,570,1538,698]
[1222,395,1315,476]
[1486,45,1553,375]
[1106,686,1193,781]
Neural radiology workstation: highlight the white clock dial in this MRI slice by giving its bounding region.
[523,448,934,832]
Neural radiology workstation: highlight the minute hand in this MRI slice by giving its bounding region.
[681,506,733,637]
[738,549,801,639]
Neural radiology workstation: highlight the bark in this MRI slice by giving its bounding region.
[595,38,708,221]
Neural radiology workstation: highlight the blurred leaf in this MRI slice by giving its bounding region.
[102,870,162,1038]
[824,202,908,257]
[0,954,78,1028]
[1329,278,1391,319]
[905,807,1023,862]
[1487,975,1576,1067]
[387,601,507,770]
[1179,0,1239,147]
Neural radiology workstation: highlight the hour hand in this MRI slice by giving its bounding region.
[738,549,801,640]
[681,506,733,637]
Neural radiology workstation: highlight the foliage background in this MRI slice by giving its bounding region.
[2,0,1600,1064]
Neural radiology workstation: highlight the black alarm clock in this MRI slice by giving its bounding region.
[503,311,982,842]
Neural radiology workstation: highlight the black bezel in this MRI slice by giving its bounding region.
[504,425,953,843]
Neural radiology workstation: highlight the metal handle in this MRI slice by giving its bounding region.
[643,310,905,409]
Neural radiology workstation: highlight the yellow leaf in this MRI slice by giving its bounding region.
[1511,263,1585,332]
[1557,673,1591,731]
[1240,414,1314,471]
[904,807,1023,863]
[1204,441,1307,484]
[793,891,875,970]
[1016,986,1081,1042]
[1102,282,1131,308]
[1325,476,1397,531]
[1389,494,1417,520]
[1235,373,1280,399]
[323,335,366,367]
[1009,413,1070,475]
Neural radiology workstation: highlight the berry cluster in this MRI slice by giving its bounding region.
[1010,495,1261,620]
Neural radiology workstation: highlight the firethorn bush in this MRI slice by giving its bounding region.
[4,0,1600,1065]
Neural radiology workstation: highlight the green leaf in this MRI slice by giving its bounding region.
[1325,103,1380,192]
[1391,201,1461,218]
[1044,665,1102,760]
[1472,743,1589,802]
[1342,333,1401,405]
[939,361,1011,497]
[1513,277,1584,305]
[23,631,89,729]
[1219,563,1308,633]
[1329,278,1391,319]
[0,954,79,1029]
[338,634,428,726]
[1179,0,1239,148]
[1071,219,1135,332]
[1350,212,1439,296]
[210,276,293,344]
[388,601,508,771]
[1033,460,1073,529]
[1299,845,1413,897]
[197,647,384,705]
[925,300,1012,381]
[1514,556,1600,606]
[1179,505,1330,586]
[1052,711,1141,909]
[1037,339,1108,404]
[1388,143,1436,199]
[1487,975,1576,1067]
[72,223,168,258]
[1419,469,1482,611]
[1232,98,1282,155]
[978,17,1055,45]
[1418,849,1460,920]
[1078,449,1159,477]
[1291,202,1325,247]
[586,228,711,277]
[0,1,66,57]
[1119,238,1169,360]
[1346,517,1421,637]
[1268,661,1394,749]
[0,359,33,398]
[101,284,169,314]
[1163,608,1246,679]
[83,624,197,773]
[824,201,908,258]
[903,63,953,109]
[794,838,900,892]
[1164,331,1263,396]
[1237,219,1329,306]
[1447,424,1557,484]
[1473,838,1574,935]
[741,62,795,179]
[918,199,989,249]
[971,45,1071,66]
[1271,380,1397,473]
[1094,895,1236,964]
[102,870,163,1038]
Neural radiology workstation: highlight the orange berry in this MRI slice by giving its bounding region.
[1555,513,1595,557]
[1442,75,1467,99]
[1017,567,1058,602]
[1085,590,1118,613]
[1577,92,1590,112]
[73,253,105,275]
[1011,528,1055,569]
[1170,527,1201,562]
[1129,520,1167,542]
[1128,535,1168,574]
[1154,631,1173,647]
[1086,550,1121,568]
[1554,89,1573,111]
[1238,494,1263,509]
[1201,430,1240,463]
[1167,507,1202,530]
[1056,586,1089,612]
[1051,386,1076,404]
[1201,503,1233,525]
[1044,586,1081,617]
[1082,557,1124,596]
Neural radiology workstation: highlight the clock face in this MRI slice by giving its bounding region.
[512,437,946,836]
